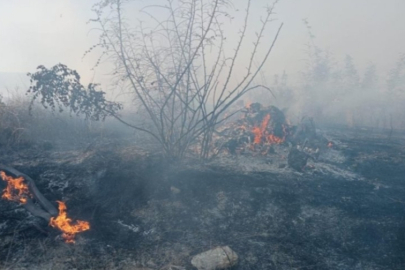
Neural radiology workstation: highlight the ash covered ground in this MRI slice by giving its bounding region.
[0,124,404,270]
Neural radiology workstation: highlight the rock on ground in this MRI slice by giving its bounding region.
[191,246,238,270]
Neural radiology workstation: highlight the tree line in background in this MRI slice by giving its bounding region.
[267,19,405,130]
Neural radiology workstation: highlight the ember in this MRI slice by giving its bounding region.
[1,171,32,204]
[49,201,90,243]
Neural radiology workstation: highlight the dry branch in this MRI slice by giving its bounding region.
[0,164,58,220]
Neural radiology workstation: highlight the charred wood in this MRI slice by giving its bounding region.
[0,164,58,220]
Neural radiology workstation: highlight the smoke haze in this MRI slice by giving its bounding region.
[1,0,404,127]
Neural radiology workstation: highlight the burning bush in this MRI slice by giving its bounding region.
[214,102,292,156]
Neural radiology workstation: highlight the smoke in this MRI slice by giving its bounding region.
[265,45,405,130]
[1,0,405,130]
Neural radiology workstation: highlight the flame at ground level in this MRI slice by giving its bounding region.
[252,114,286,145]
[1,171,32,204]
[49,201,90,243]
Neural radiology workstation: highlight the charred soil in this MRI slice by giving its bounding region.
[0,126,405,270]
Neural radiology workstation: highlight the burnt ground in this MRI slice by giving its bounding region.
[0,126,405,269]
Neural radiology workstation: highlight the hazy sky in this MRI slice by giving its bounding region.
[1,0,404,88]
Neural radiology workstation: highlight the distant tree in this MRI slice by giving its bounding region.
[386,55,405,129]
[361,63,378,91]
[302,19,333,84]
[342,55,360,93]
[300,19,338,121]
[272,70,294,109]
[387,54,405,94]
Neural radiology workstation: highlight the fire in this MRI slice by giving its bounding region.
[252,114,285,145]
[328,142,333,148]
[266,134,285,144]
[1,170,90,244]
[1,171,32,204]
[49,201,90,243]
[252,114,270,144]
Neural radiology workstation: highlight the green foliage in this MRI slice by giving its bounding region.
[27,64,122,121]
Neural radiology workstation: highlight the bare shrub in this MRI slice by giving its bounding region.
[27,0,283,159]
[0,90,30,147]
[0,86,110,149]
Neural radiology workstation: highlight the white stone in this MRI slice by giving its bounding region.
[191,246,238,270]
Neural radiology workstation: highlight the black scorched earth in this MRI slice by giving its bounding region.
[0,109,404,270]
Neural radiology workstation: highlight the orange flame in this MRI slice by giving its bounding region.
[328,142,333,148]
[266,134,285,144]
[253,114,271,144]
[49,201,90,243]
[252,114,285,145]
[1,171,32,204]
